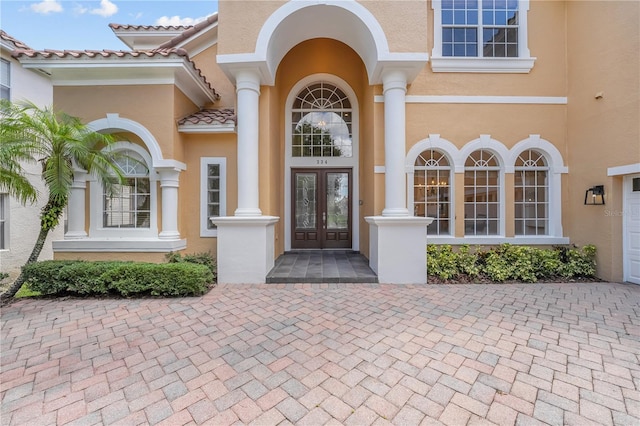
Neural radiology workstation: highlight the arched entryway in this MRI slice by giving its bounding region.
[284,75,360,251]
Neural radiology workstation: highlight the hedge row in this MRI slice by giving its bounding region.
[427,244,597,282]
[22,260,213,297]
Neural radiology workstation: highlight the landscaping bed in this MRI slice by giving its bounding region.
[427,244,599,284]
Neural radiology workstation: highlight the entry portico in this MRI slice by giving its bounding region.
[214,0,431,283]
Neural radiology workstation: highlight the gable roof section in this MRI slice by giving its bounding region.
[0,30,31,52]
[110,13,218,53]
[178,107,236,134]
[12,47,220,106]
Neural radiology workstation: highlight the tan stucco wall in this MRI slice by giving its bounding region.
[55,252,167,263]
[191,43,236,107]
[54,85,179,160]
[181,133,238,255]
[218,0,428,55]
[416,0,567,95]
[565,0,640,282]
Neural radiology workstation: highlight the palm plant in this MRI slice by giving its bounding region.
[0,100,124,302]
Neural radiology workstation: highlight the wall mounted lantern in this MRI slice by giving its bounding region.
[584,185,605,205]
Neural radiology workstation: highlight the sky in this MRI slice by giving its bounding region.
[1,0,219,51]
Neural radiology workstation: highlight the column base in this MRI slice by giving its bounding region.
[64,231,87,239]
[211,216,280,284]
[158,230,181,240]
[365,216,433,284]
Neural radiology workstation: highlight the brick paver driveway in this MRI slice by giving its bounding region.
[2,283,639,425]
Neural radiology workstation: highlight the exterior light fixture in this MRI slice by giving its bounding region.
[584,185,605,205]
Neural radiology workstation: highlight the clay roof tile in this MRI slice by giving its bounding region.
[178,108,236,126]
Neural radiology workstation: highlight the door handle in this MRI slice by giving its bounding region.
[322,212,326,229]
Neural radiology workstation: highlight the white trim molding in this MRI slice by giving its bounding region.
[608,163,640,176]
[374,95,567,104]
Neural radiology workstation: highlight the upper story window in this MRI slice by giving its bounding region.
[1,59,10,100]
[103,150,150,229]
[292,82,353,158]
[414,150,452,235]
[442,0,518,58]
[431,0,535,72]
[515,150,548,236]
[464,149,501,235]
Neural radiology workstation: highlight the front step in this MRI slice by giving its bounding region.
[266,251,378,283]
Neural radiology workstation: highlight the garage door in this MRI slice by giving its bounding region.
[624,174,640,284]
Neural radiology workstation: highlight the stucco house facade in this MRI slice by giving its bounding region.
[7,0,640,284]
[0,31,64,281]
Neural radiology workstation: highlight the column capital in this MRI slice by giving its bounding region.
[235,69,261,94]
[382,70,408,93]
[155,166,182,188]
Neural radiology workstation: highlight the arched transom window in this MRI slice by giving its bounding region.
[515,149,548,235]
[465,149,500,235]
[414,150,451,235]
[292,82,352,158]
[103,150,151,229]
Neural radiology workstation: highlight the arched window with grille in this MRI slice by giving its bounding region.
[291,82,352,158]
[464,149,501,235]
[103,150,151,229]
[514,149,548,236]
[414,150,452,235]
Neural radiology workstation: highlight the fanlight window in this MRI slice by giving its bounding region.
[464,149,500,235]
[103,150,151,229]
[292,82,352,158]
[414,150,451,235]
[515,150,548,235]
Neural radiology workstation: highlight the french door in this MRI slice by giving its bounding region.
[292,168,352,249]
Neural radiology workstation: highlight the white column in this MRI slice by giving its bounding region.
[65,169,88,239]
[157,167,181,240]
[235,70,262,217]
[382,71,409,216]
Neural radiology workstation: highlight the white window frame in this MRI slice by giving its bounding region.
[413,150,454,236]
[0,193,8,250]
[1,59,10,101]
[89,142,158,239]
[514,150,549,236]
[464,149,503,236]
[200,157,226,237]
[431,0,536,73]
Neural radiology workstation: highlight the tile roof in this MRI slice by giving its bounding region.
[156,14,219,50]
[109,13,218,35]
[11,47,220,101]
[178,108,236,126]
[0,30,31,50]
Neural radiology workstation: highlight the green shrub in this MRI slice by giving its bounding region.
[457,245,481,278]
[166,251,217,282]
[557,244,597,278]
[427,243,597,282]
[101,262,212,297]
[57,261,127,294]
[21,260,212,297]
[22,260,80,294]
[481,245,517,282]
[427,245,458,280]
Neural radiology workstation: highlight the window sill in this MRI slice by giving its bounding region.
[53,238,187,253]
[427,236,570,245]
[430,56,536,73]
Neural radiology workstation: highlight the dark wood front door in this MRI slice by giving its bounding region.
[292,168,352,249]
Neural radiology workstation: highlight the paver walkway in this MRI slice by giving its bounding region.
[1,282,639,425]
